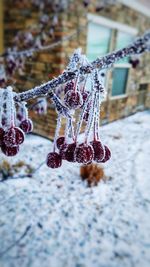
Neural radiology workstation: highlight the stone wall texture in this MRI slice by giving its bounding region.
[2,0,150,139]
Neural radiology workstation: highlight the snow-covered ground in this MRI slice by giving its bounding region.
[0,110,150,267]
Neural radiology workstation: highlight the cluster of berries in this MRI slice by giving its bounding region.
[0,87,33,157]
[47,137,111,169]
[46,69,111,169]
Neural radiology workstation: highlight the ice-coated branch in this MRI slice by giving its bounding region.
[1,28,84,59]
[13,30,150,103]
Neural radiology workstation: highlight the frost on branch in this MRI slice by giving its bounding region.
[1,31,150,168]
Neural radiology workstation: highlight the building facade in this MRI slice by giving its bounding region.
[0,0,150,138]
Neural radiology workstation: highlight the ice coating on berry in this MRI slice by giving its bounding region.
[64,90,83,109]
[64,81,74,94]
[20,119,33,133]
[1,143,19,157]
[82,91,89,102]
[56,136,65,149]
[101,145,111,163]
[65,142,76,162]
[91,140,105,162]
[59,143,68,159]
[3,127,24,147]
[75,143,94,165]
[0,127,5,146]
[46,152,62,168]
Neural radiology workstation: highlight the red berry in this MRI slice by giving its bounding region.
[64,90,83,109]
[46,152,62,168]
[59,143,68,159]
[82,91,89,102]
[56,136,65,149]
[101,145,111,163]
[20,119,33,133]
[64,81,74,94]
[65,142,76,162]
[3,127,24,147]
[75,143,94,165]
[1,143,19,157]
[91,140,105,162]
[0,127,5,146]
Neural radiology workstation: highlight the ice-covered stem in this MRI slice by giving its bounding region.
[48,91,71,118]
[67,48,82,71]
[53,116,61,152]
[5,86,15,128]
[13,31,150,103]
[0,89,4,126]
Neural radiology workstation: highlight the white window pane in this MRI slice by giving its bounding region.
[86,22,112,62]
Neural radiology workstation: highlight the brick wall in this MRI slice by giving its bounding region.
[3,0,150,139]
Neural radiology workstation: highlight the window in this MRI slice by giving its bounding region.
[86,14,137,97]
[87,22,112,61]
[86,22,111,89]
[112,31,133,96]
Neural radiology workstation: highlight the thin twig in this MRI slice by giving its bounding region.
[0,225,31,257]
[13,31,150,103]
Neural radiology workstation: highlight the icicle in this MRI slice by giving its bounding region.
[53,115,61,152]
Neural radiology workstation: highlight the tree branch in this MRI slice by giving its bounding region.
[13,31,150,103]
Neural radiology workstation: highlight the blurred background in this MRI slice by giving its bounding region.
[0,0,150,138]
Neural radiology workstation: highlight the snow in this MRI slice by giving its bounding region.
[0,110,150,267]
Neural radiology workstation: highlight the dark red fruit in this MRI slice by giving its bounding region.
[56,136,65,149]
[46,152,62,168]
[20,119,33,133]
[59,143,68,159]
[3,127,24,147]
[101,145,111,163]
[64,81,74,94]
[0,127,5,146]
[64,90,83,109]
[65,142,76,162]
[1,143,19,157]
[91,140,105,162]
[75,143,94,165]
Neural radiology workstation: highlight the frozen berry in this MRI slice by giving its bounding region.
[1,143,19,157]
[59,143,68,159]
[0,127,5,146]
[91,140,105,162]
[3,127,24,147]
[101,145,111,163]
[56,136,65,149]
[65,142,76,162]
[46,152,62,168]
[64,90,83,109]
[75,143,94,165]
[82,91,90,103]
[64,81,74,94]
[20,119,33,133]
